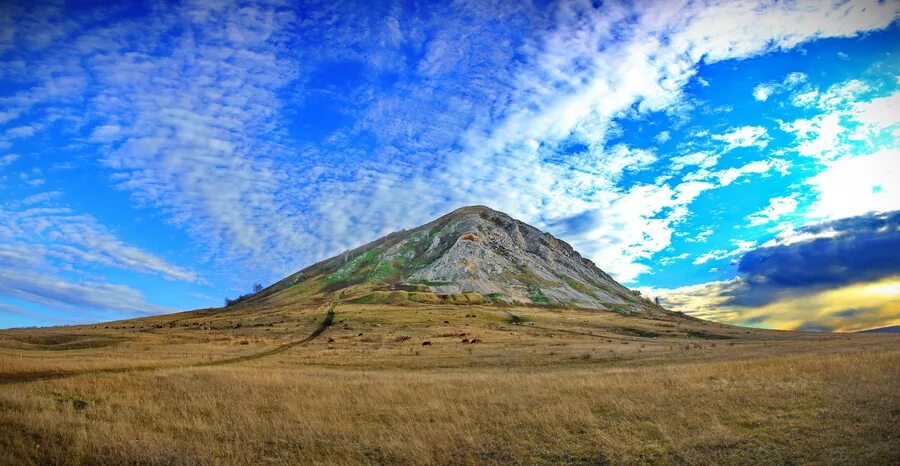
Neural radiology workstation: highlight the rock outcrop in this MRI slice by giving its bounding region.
[250,205,669,314]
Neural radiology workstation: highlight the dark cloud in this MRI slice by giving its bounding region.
[797,324,833,333]
[833,308,866,318]
[858,326,900,334]
[727,211,900,306]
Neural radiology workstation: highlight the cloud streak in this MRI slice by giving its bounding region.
[0,194,191,319]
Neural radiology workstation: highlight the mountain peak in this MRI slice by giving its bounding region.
[449,204,500,213]
[443,204,508,220]
[246,206,668,315]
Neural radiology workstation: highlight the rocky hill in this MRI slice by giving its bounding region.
[241,205,669,315]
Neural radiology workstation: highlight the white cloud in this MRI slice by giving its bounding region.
[638,278,744,322]
[684,227,714,243]
[0,154,18,166]
[711,125,769,150]
[783,72,808,87]
[669,151,719,170]
[807,148,900,221]
[693,240,757,265]
[18,171,44,186]
[753,72,807,101]
[6,125,36,138]
[747,194,799,226]
[779,113,846,160]
[762,222,842,247]
[659,252,689,266]
[683,159,780,186]
[753,84,776,102]
[849,90,900,139]
[89,124,122,142]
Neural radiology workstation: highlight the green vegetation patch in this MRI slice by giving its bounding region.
[350,291,410,305]
[561,275,597,298]
[619,327,661,338]
[585,276,635,302]
[686,330,733,340]
[527,286,550,305]
[323,247,389,290]
[350,291,486,305]
[505,313,529,325]
[368,259,401,282]
[601,302,631,313]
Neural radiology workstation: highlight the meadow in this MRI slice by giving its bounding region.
[0,301,897,464]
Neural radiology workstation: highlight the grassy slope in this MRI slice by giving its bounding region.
[0,301,897,465]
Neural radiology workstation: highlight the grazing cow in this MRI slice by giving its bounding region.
[461,339,469,343]
[422,341,432,346]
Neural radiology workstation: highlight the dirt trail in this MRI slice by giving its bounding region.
[0,303,337,385]
[199,303,335,367]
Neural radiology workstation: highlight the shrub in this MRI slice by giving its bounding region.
[225,283,266,307]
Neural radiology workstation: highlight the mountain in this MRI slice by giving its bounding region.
[240,205,670,315]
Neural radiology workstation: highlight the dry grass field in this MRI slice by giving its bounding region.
[1,300,898,465]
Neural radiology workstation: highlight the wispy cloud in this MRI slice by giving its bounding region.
[0,270,171,316]
[747,194,799,227]
[753,72,807,101]
[0,193,193,319]
[693,240,757,265]
[2,198,196,282]
[711,126,769,150]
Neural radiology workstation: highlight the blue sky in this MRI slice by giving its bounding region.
[1,0,898,331]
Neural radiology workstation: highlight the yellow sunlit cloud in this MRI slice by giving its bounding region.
[646,275,900,332]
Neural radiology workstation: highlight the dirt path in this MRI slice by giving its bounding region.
[0,303,337,386]
[199,303,335,367]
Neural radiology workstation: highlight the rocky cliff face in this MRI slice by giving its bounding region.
[252,206,668,315]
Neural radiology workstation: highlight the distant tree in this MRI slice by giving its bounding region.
[253,283,263,293]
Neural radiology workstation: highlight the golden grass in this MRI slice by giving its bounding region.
[0,303,897,464]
